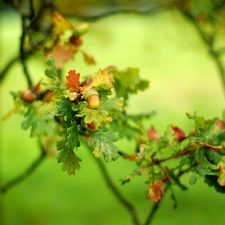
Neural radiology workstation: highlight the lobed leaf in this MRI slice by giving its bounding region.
[87,129,120,162]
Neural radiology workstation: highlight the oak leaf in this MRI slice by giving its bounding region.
[147,180,164,202]
[46,43,74,68]
[171,125,186,142]
[66,70,80,93]
[147,126,160,141]
[51,11,74,35]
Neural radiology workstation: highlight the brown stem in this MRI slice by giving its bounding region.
[20,15,33,87]
[0,141,46,193]
[95,158,141,225]
[0,55,20,83]
[181,12,225,95]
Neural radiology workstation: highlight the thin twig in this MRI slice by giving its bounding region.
[0,141,46,193]
[94,158,141,225]
[20,15,33,87]
[28,0,35,20]
[0,55,20,83]
[182,12,225,95]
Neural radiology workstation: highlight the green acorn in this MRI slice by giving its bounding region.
[84,89,100,110]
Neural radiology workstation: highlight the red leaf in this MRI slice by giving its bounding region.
[66,70,80,93]
[147,126,160,141]
[147,180,164,202]
[171,125,186,142]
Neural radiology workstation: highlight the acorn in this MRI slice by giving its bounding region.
[86,122,98,131]
[84,89,100,110]
[20,89,36,103]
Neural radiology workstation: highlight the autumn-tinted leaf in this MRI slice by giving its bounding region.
[46,43,74,68]
[147,180,164,202]
[147,126,160,141]
[80,50,96,65]
[76,108,110,127]
[87,129,120,162]
[217,162,225,186]
[171,125,186,142]
[66,70,80,93]
[82,68,114,93]
[51,11,74,35]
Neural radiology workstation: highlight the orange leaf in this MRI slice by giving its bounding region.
[66,70,80,93]
[51,11,74,35]
[46,42,74,68]
[147,180,164,202]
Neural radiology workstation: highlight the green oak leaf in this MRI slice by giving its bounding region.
[45,56,58,79]
[57,122,80,175]
[57,148,81,175]
[186,113,205,134]
[44,56,66,95]
[87,129,120,162]
[99,97,124,115]
[21,101,53,137]
[76,108,110,127]
[112,67,140,90]
[111,67,149,102]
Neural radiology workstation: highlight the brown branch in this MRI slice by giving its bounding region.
[0,141,46,193]
[20,15,33,87]
[147,148,195,167]
[181,12,225,95]
[95,158,141,225]
[0,55,20,83]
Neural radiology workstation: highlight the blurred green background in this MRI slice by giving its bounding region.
[1,5,225,225]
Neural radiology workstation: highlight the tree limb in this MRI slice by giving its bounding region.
[94,157,141,225]
[0,141,46,193]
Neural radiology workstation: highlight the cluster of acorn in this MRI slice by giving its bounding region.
[20,85,102,131]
